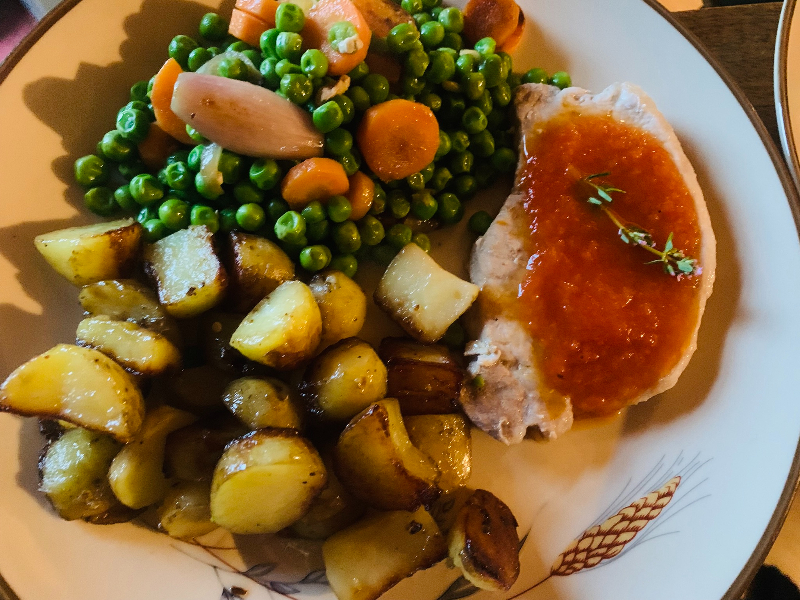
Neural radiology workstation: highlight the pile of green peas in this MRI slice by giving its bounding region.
[72,3,571,276]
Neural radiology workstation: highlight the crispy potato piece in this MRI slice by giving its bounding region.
[429,486,474,535]
[76,316,181,376]
[39,427,121,521]
[143,225,228,318]
[108,405,197,509]
[350,0,414,37]
[83,502,144,525]
[164,417,247,481]
[222,377,303,430]
[375,244,478,343]
[0,344,144,442]
[405,414,471,493]
[379,338,464,414]
[334,399,439,510]
[448,489,520,591]
[158,481,217,540]
[323,507,446,600]
[225,232,295,313]
[210,429,327,534]
[230,280,322,369]
[309,270,367,351]
[79,279,181,346]
[301,338,387,421]
[34,219,142,286]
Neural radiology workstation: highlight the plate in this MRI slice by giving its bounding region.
[2,1,800,599]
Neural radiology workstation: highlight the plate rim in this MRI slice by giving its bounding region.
[2,1,800,599]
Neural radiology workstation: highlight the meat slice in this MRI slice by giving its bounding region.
[461,82,716,445]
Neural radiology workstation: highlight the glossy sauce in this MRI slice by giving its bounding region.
[517,113,702,418]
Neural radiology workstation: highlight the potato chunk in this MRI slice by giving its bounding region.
[158,481,217,540]
[164,417,247,482]
[323,507,446,600]
[108,405,197,509]
[291,461,364,539]
[225,232,295,312]
[448,489,520,591]
[334,399,439,510]
[301,338,387,421]
[374,244,479,343]
[76,316,181,376]
[210,429,327,534]
[34,219,142,286]
[222,377,303,430]
[143,225,228,318]
[309,270,367,350]
[405,414,471,493]
[0,344,144,442]
[230,280,322,369]
[39,427,121,520]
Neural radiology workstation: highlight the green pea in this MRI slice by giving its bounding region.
[84,187,116,216]
[328,21,358,46]
[358,215,385,246]
[414,12,432,27]
[276,31,304,62]
[402,76,426,97]
[259,57,280,88]
[306,219,330,242]
[348,61,369,82]
[436,192,463,224]
[187,145,204,171]
[406,172,425,192]
[440,94,465,124]
[456,53,475,79]
[401,0,423,13]
[129,174,164,206]
[450,150,474,175]
[275,60,302,79]
[300,245,332,271]
[491,147,516,172]
[325,128,353,155]
[143,218,169,242]
[356,73,387,105]
[183,124,205,143]
[474,161,496,188]
[332,220,361,254]
[452,174,477,199]
[242,49,263,70]
[275,210,307,243]
[260,28,281,59]
[217,151,242,184]
[98,130,136,163]
[267,198,291,221]
[507,72,522,88]
[462,106,487,134]
[235,203,266,231]
[429,166,452,191]
[300,49,328,78]
[216,55,246,80]
[420,91,442,112]
[491,81,511,107]
[130,80,149,102]
[219,207,238,232]
[187,47,213,71]
[420,162,435,182]
[74,155,109,190]
[462,71,485,100]
[404,49,429,78]
[435,130,452,159]
[327,195,352,223]
[420,20,445,48]
[157,198,189,230]
[411,231,431,253]
[386,223,412,250]
[338,151,360,176]
[137,206,158,223]
[280,73,313,104]
[486,107,507,131]
[313,101,344,133]
[115,107,150,143]
[250,159,281,190]
[114,185,139,212]
[468,210,493,234]
[472,89,493,115]
[550,71,572,89]
[347,85,371,112]
[388,190,411,219]
[331,94,355,124]
[158,161,192,191]
[232,181,264,205]
[440,32,462,51]
[411,191,438,220]
[276,3,305,33]
[472,37,495,56]
[479,54,505,88]
[450,130,470,153]
[301,201,327,224]
[388,23,420,54]
[370,184,387,215]
[497,51,513,74]
[194,171,223,201]
[437,7,464,33]
[426,50,455,84]
[190,205,219,232]
[200,12,228,41]
[330,254,358,277]
[521,67,548,84]
[169,35,199,69]
[430,3,444,15]
[470,129,495,157]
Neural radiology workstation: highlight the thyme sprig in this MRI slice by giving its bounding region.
[581,173,700,277]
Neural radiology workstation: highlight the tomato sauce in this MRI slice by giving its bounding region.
[517,113,702,418]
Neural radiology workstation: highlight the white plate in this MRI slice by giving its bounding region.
[2,1,800,599]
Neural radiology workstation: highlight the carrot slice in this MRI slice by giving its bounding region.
[462,0,521,48]
[346,171,375,220]
[498,11,526,53]
[235,0,279,25]
[281,158,350,208]
[229,8,269,47]
[138,122,181,171]
[150,58,193,145]
[356,99,439,182]
[304,0,372,76]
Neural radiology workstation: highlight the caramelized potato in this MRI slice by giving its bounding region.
[39,427,121,520]
[143,225,228,318]
[158,481,217,540]
[301,338,387,421]
[448,489,520,591]
[164,417,247,481]
[379,338,464,414]
[34,219,142,286]
[222,377,303,430]
[0,344,144,442]
[323,507,447,600]
[230,280,322,369]
[210,429,327,534]
[76,316,181,376]
[334,399,439,510]
[405,414,471,493]
[309,270,367,351]
[225,231,295,313]
[374,244,479,343]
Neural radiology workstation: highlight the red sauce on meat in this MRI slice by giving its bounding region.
[517,113,702,418]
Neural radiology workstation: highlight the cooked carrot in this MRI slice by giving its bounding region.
[229,8,270,47]
[356,99,439,182]
[365,51,402,85]
[346,171,375,220]
[281,158,350,208]
[150,58,193,145]
[138,123,181,171]
[304,0,371,76]
[235,0,279,25]
[498,11,526,53]
[462,0,521,48]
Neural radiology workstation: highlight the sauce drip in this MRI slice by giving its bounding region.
[517,113,702,418]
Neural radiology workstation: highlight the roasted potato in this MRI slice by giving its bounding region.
[158,481,217,540]
[163,365,234,416]
[210,428,327,534]
[0,344,144,442]
[379,337,464,414]
[222,376,303,430]
[230,280,322,369]
[164,416,247,482]
[374,244,479,343]
[308,270,367,351]
[108,405,197,509]
[334,399,439,511]
[34,218,142,286]
[225,231,295,313]
[323,507,447,600]
[448,489,520,591]
[301,338,387,421]
[143,225,228,318]
[76,316,181,376]
[405,414,471,493]
[39,427,121,520]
